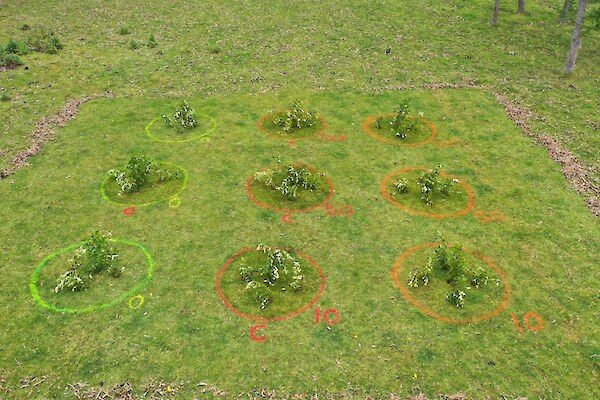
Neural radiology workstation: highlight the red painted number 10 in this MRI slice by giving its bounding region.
[315,308,341,325]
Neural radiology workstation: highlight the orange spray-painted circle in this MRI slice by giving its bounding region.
[362,114,436,147]
[247,164,335,214]
[257,112,327,142]
[391,243,510,324]
[381,167,475,219]
[216,247,326,322]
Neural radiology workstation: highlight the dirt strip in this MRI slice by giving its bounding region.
[0,92,113,179]
[494,93,599,217]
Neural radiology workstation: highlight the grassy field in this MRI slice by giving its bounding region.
[0,1,599,399]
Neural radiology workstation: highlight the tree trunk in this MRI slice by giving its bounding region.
[518,0,525,14]
[565,0,587,73]
[560,0,571,24]
[492,0,501,26]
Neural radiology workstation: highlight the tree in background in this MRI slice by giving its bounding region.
[565,0,588,73]
[492,0,501,26]
[560,0,572,24]
[518,0,526,14]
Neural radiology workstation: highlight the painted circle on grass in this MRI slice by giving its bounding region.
[100,161,189,207]
[362,114,436,147]
[247,164,335,213]
[215,247,326,322]
[29,239,154,314]
[257,111,327,141]
[391,243,510,324]
[145,114,217,143]
[381,167,475,218]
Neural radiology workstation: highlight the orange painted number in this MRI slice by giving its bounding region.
[315,308,341,325]
[325,203,355,217]
[475,210,505,223]
[250,324,267,342]
[511,312,544,332]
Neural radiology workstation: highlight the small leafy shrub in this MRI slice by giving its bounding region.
[162,101,198,132]
[273,100,318,133]
[446,289,466,307]
[239,244,304,309]
[4,38,29,55]
[394,178,409,194]
[375,100,423,139]
[55,231,121,293]
[417,166,455,206]
[0,92,11,102]
[254,164,321,200]
[20,24,31,31]
[589,7,600,31]
[118,26,131,35]
[409,234,492,308]
[147,34,158,48]
[107,155,181,195]
[26,27,63,54]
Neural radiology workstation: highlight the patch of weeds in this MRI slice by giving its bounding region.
[0,92,11,102]
[273,100,318,133]
[0,49,23,68]
[4,38,29,55]
[118,26,132,35]
[107,155,181,195]
[54,231,121,293]
[207,42,221,54]
[20,24,30,31]
[162,101,198,132]
[128,39,141,50]
[26,27,63,54]
[147,34,158,48]
[239,244,304,309]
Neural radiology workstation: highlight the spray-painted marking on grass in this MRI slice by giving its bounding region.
[100,161,189,208]
[315,308,341,325]
[362,114,436,147]
[436,139,462,147]
[257,111,327,142]
[391,243,510,324]
[318,132,347,142]
[145,114,217,143]
[250,324,267,342]
[474,210,505,223]
[128,294,145,309]
[511,312,544,332]
[325,202,355,217]
[381,167,475,219]
[215,247,326,322]
[30,239,154,314]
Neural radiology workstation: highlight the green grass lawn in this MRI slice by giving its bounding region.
[1,1,599,399]
[1,90,598,399]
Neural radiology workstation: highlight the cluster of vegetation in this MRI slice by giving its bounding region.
[119,26,158,49]
[408,236,498,307]
[107,155,181,195]
[0,27,63,68]
[394,166,457,206]
[162,101,198,132]
[254,164,322,200]
[273,100,318,133]
[239,244,303,309]
[375,100,423,139]
[54,232,121,293]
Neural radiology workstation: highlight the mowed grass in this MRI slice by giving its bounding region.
[0,90,598,399]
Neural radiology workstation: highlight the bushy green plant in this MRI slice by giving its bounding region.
[128,39,140,50]
[239,244,304,309]
[254,164,321,200]
[26,27,63,54]
[394,178,409,194]
[375,100,422,138]
[54,269,86,293]
[162,101,198,132]
[147,34,158,48]
[446,289,466,307]
[118,26,131,35]
[55,231,121,293]
[273,101,318,133]
[4,38,29,55]
[0,92,11,102]
[408,262,432,288]
[0,49,23,68]
[417,166,455,206]
[107,155,181,195]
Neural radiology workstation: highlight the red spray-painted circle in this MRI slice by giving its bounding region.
[381,167,475,219]
[391,243,510,324]
[247,164,335,214]
[216,247,326,322]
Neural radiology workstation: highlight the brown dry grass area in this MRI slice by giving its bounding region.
[0,92,113,179]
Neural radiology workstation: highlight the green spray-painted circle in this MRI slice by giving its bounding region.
[100,161,189,207]
[29,238,155,314]
[145,114,217,143]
